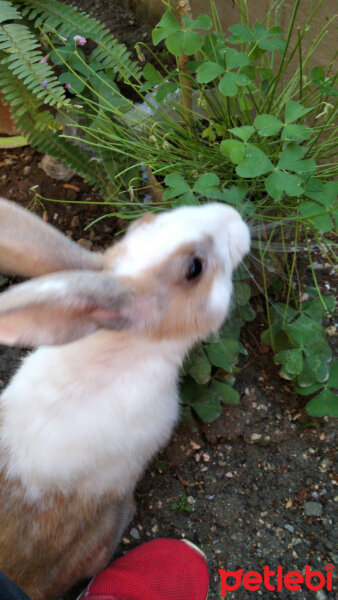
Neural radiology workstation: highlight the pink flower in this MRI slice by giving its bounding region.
[73,35,87,46]
[39,56,48,63]
[64,83,71,90]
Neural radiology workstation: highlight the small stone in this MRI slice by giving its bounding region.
[70,215,80,228]
[23,165,31,175]
[77,238,92,250]
[130,527,141,539]
[326,325,336,336]
[304,502,323,517]
[187,496,194,505]
[284,524,294,533]
[251,433,262,441]
[320,458,332,470]
[316,590,326,600]
[190,441,201,450]
[225,472,233,478]
[151,524,158,534]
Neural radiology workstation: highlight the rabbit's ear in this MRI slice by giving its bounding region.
[0,198,103,277]
[0,271,155,347]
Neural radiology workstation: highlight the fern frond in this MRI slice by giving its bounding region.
[0,22,68,107]
[0,0,22,23]
[16,0,142,82]
[0,65,110,193]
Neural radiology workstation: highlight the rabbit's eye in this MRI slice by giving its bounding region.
[186,257,203,281]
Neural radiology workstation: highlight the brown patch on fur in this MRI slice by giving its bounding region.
[0,470,134,600]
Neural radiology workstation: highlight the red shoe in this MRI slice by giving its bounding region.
[79,538,209,600]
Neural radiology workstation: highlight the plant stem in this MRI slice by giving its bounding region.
[177,0,193,127]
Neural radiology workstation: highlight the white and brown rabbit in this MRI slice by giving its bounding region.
[0,198,250,599]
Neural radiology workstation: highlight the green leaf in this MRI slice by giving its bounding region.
[285,100,312,123]
[274,348,303,375]
[258,37,286,53]
[236,146,273,178]
[299,202,333,232]
[205,338,240,372]
[227,24,255,43]
[193,173,220,196]
[238,302,256,322]
[284,313,322,347]
[228,125,255,142]
[163,173,190,199]
[328,360,338,388]
[182,13,212,30]
[222,183,248,205]
[182,31,204,55]
[165,31,184,56]
[156,81,179,102]
[143,63,163,85]
[306,388,338,418]
[254,114,283,136]
[265,171,303,200]
[188,349,212,384]
[311,66,325,82]
[218,72,238,96]
[220,139,246,164]
[196,61,224,83]
[277,142,305,169]
[295,382,322,396]
[281,124,313,142]
[152,9,181,45]
[58,72,85,93]
[171,192,199,207]
[233,281,251,305]
[192,391,223,423]
[210,380,240,405]
[225,48,251,70]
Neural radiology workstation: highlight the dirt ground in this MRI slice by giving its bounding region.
[0,1,337,598]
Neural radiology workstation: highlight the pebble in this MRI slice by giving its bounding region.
[304,502,323,517]
[225,472,233,478]
[284,524,294,533]
[316,591,327,600]
[320,458,332,470]
[130,527,141,539]
[251,433,262,441]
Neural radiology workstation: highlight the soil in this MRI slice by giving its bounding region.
[0,1,337,599]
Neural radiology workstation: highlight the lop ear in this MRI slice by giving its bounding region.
[0,271,159,347]
[0,198,103,277]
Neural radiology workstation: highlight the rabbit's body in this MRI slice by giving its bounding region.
[1,332,183,499]
[0,199,250,599]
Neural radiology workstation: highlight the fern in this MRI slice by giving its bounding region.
[0,24,67,107]
[0,0,141,198]
[0,65,109,192]
[0,0,21,23]
[16,0,142,82]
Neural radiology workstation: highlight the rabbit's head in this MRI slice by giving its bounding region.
[0,199,249,347]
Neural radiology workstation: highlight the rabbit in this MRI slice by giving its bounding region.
[0,198,250,600]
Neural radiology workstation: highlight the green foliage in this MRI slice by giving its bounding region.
[172,493,192,513]
[262,291,337,417]
[0,0,140,190]
[1,0,336,422]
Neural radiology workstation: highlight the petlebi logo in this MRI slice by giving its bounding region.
[219,564,333,596]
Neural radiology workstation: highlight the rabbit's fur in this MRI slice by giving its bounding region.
[0,199,250,599]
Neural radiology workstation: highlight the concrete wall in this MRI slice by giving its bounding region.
[122,0,336,70]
